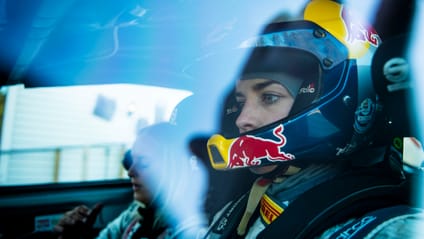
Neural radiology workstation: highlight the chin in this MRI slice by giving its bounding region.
[135,194,151,205]
[249,165,278,175]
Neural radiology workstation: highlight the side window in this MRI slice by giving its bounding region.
[0,84,191,186]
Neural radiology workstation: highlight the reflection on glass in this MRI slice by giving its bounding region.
[0,84,191,185]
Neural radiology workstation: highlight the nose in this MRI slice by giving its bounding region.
[235,100,260,133]
[127,163,138,178]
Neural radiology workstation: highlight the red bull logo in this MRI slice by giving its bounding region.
[342,7,380,47]
[228,125,295,168]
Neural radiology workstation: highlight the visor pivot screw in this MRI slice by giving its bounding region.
[313,28,326,38]
[323,58,333,68]
[343,95,353,108]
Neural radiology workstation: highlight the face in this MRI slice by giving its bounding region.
[127,134,159,205]
[235,78,295,174]
[127,164,152,204]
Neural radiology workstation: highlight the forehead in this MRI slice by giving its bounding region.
[132,133,159,154]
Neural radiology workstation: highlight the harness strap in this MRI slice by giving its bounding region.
[237,177,271,236]
[207,193,249,238]
[257,166,410,239]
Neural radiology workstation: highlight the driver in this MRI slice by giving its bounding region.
[140,0,424,238]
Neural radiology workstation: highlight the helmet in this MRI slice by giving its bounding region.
[207,0,383,170]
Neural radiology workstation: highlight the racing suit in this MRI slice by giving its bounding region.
[201,160,424,239]
[97,201,168,239]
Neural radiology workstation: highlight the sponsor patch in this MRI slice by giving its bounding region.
[260,194,285,225]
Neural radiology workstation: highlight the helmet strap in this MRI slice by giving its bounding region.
[237,177,272,236]
[237,164,302,236]
[261,164,290,180]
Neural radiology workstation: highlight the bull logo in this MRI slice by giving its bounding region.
[228,125,294,168]
[342,7,380,47]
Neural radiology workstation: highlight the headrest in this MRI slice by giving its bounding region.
[371,34,415,138]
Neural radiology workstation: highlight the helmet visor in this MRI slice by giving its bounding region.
[239,21,348,70]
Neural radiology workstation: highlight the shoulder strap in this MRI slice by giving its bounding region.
[257,165,410,239]
[206,192,248,238]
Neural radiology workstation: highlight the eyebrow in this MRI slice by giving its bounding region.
[235,79,278,98]
[252,80,277,91]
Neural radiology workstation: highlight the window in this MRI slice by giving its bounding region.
[0,84,191,186]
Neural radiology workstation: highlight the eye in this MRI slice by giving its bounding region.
[261,93,281,105]
[132,156,150,169]
[235,101,244,111]
[235,96,245,112]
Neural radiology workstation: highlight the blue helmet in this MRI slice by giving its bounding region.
[207,0,383,170]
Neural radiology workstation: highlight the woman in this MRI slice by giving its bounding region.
[54,124,176,239]
[149,1,424,238]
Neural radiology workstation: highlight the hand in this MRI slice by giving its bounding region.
[54,203,103,239]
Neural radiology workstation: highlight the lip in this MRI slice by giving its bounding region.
[131,181,144,190]
[132,182,141,187]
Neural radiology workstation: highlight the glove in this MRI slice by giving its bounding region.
[54,203,103,239]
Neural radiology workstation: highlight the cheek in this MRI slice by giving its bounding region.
[268,102,293,122]
[278,99,295,119]
[249,165,278,174]
[268,110,287,122]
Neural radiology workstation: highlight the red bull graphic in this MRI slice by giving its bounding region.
[342,7,380,46]
[227,125,295,168]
